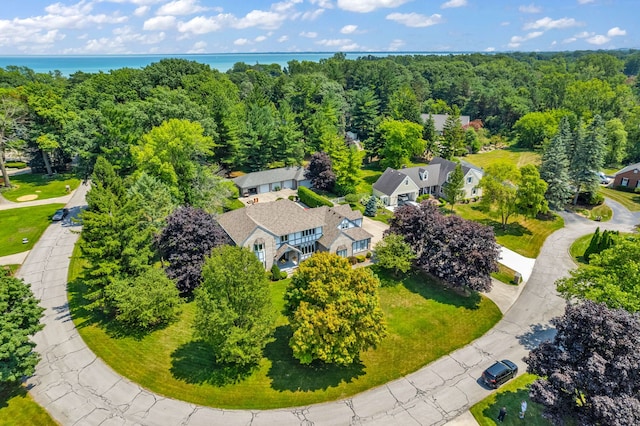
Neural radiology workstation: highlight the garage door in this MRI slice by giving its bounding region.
[259,184,270,193]
[282,180,294,189]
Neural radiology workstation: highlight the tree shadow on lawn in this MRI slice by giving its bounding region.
[265,325,365,392]
[516,323,556,351]
[170,341,254,386]
[0,383,25,410]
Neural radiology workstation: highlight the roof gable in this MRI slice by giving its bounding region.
[615,162,640,176]
[373,167,412,195]
[232,166,306,188]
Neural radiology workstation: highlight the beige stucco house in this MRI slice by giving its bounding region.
[217,199,372,271]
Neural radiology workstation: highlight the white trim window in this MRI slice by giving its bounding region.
[352,239,369,253]
[622,177,629,187]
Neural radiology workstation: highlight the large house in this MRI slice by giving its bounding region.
[232,166,310,196]
[373,157,483,208]
[612,162,640,189]
[420,113,471,134]
[217,199,372,271]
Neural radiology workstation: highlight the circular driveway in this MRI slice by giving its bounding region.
[19,189,639,425]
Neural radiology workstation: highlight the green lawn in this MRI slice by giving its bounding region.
[0,204,65,257]
[356,163,383,194]
[462,147,541,170]
[454,204,564,258]
[470,374,551,426]
[600,187,640,211]
[0,385,57,426]
[569,234,592,265]
[492,263,517,285]
[1,173,80,202]
[68,250,502,410]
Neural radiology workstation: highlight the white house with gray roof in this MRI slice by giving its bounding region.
[373,157,483,208]
[217,199,372,271]
[232,166,310,196]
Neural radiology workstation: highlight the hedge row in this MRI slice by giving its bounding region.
[298,186,333,208]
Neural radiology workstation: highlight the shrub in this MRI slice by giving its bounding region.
[635,187,640,194]
[416,194,431,203]
[365,251,372,259]
[298,186,333,208]
[588,192,604,206]
[344,193,364,204]
[356,255,366,263]
[5,161,27,169]
[280,271,288,280]
[270,264,282,281]
[615,185,637,193]
[288,195,297,201]
[347,256,358,265]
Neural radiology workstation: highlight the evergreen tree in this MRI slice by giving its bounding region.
[422,114,437,157]
[440,107,465,159]
[350,87,380,141]
[443,163,465,212]
[540,118,573,210]
[583,227,601,262]
[364,195,378,217]
[570,115,606,204]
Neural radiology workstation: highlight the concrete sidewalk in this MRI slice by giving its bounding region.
[0,250,30,266]
[498,246,536,283]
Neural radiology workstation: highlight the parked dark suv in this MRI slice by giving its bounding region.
[482,360,518,388]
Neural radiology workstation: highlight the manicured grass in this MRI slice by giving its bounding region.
[492,263,517,285]
[462,147,541,170]
[68,252,502,410]
[454,204,564,258]
[600,187,640,211]
[0,264,21,275]
[356,163,383,194]
[1,173,79,202]
[565,202,613,222]
[0,385,57,426]
[370,207,394,224]
[569,234,592,265]
[0,204,65,257]
[470,373,551,426]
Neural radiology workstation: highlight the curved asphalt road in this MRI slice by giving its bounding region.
[18,187,639,426]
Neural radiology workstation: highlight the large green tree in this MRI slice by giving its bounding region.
[0,89,29,188]
[557,235,640,313]
[378,119,425,169]
[0,270,44,387]
[516,164,549,218]
[194,246,273,366]
[440,107,466,159]
[540,118,574,210]
[443,162,465,212]
[569,115,606,204]
[285,253,387,365]
[479,162,520,228]
[374,234,416,276]
[604,118,628,166]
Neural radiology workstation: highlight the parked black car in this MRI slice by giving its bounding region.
[482,360,518,388]
[52,208,69,221]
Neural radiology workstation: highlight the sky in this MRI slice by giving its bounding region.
[0,0,637,55]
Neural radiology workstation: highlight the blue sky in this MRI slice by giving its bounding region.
[0,0,636,55]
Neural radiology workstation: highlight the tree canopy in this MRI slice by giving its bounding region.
[284,253,386,365]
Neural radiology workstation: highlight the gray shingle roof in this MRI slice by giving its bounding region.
[420,114,471,132]
[373,168,411,195]
[232,166,306,189]
[342,227,372,242]
[615,162,640,176]
[397,165,441,189]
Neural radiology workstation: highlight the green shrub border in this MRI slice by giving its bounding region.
[298,186,333,208]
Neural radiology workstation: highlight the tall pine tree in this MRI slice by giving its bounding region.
[570,115,606,204]
[540,117,573,210]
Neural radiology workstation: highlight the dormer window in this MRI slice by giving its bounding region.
[421,171,428,180]
[405,178,409,185]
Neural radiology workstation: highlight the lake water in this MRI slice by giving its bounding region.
[0,52,456,76]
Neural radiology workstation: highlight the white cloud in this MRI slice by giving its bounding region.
[278,35,289,42]
[607,27,626,37]
[501,21,510,26]
[337,0,411,13]
[508,31,543,48]
[255,35,267,42]
[388,38,405,51]
[485,46,496,52]
[386,13,443,28]
[272,0,303,13]
[519,4,541,14]
[156,0,208,16]
[577,0,594,4]
[143,15,176,30]
[524,17,582,30]
[188,40,207,53]
[587,34,609,45]
[300,31,318,38]
[309,0,334,7]
[177,14,234,34]
[235,10,286,30]
[574,31,590,38]
[441,0,467,8]
[134,6,150,16]
[234,38,250,45]
[302,9,325,20]
[317,38,352,46]
[341,24,357,34]
[563,37,577,43]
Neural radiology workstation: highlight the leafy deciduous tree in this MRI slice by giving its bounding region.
[0,269,44,386]
[378,119,425,169]
[374,233,416,276]
[304,151,335,192]
[0,89,28,188]
[284,253,387,365]
[516,164,549,218]
[479,162,520,228]
[525,301,640,426]
[194,245,274,366]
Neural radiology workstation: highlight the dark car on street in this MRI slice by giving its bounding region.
[52,208,69,221]
[482,360,518,388]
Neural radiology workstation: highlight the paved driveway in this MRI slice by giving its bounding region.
[21,195,639,425]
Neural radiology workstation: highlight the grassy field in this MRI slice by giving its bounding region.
[470,374,551,426]
[68,249,502,410]
[454,204,564,258]
[569,234,592,264]
[462,147,541,170]
[1,173,80,202]
[0,385,57,426]
[600,187,640,211]
[0,204,65,257]
[492,263,517,285]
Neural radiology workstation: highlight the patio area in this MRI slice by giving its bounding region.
[238,188,298,206]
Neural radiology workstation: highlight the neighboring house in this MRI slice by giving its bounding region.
[373,157,483,208]
[232,166,310,196]
[217,199,372,271]
[420,113,471,134]
[612,162,640,189]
